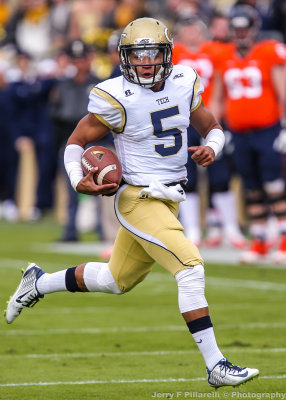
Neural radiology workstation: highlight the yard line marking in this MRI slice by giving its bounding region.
[2,322,286,336]
[0,375,284,387]
[28,303,252,316]
[262,374,286,380]
[146,273,286,291]
[1,325,186,336]
[1,348,286,360]
[34,306,117,315]
[33,242,111,256]
[207,277,286,292]
[145,274,286,292]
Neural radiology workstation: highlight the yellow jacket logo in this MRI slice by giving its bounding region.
[91,151,105,161]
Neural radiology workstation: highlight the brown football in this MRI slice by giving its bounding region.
[81,146,122,185]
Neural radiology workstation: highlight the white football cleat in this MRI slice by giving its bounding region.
[207,358,259,388]
[5,263,45,324]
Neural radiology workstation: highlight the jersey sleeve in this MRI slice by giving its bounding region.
[88,86,126,133]
[273,42,286,63]
[190,71,204,112]
[263,41,286,67]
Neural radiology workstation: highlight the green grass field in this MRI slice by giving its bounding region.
[0,219,286,399]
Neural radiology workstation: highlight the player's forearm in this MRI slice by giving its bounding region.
[66,113,109,148]
[190,103,223,138]
[64,144,84,190]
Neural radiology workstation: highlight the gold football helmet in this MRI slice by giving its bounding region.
[118,18,173,88]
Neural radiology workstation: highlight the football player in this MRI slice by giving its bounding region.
[5,18,259,388]
[213,5,286,263]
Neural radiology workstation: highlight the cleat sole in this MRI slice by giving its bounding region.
[210,373,259,389]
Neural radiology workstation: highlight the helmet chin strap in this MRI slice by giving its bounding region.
[130,65,164,88]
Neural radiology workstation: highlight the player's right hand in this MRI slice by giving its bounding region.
[76,169,119,196]
[188,145,215,167]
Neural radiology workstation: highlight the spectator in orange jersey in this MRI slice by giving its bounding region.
[173,17,247,249]
[213,5,286,263]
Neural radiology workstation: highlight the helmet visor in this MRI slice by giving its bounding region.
[131,48,160,62]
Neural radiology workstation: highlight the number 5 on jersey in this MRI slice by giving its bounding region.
[150,106,182,157]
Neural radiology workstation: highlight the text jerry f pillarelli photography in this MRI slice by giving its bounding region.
[151,392,286,399]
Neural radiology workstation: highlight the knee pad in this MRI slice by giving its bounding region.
[84,262,123,294]
[175,265,208,313]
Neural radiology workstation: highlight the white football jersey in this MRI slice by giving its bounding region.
[88,64,203,186]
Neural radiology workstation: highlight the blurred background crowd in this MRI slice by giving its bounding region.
[0,0,286,261]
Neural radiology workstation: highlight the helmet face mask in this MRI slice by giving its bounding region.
[119,18,173,88]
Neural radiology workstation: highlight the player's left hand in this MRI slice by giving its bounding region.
[76,169,119,196]
[188,145,215,167]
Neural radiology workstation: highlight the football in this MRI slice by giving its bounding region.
[81,146,122,185]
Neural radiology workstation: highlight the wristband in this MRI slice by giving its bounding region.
[64,144,84,191]
[204,128,225,156]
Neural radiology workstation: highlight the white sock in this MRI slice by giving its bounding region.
[192,327,223,371]
[212,191,241,233]
[179,193,201,242]
[36,270,67,295]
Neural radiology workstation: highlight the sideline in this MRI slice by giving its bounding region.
[1,374,283,387]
